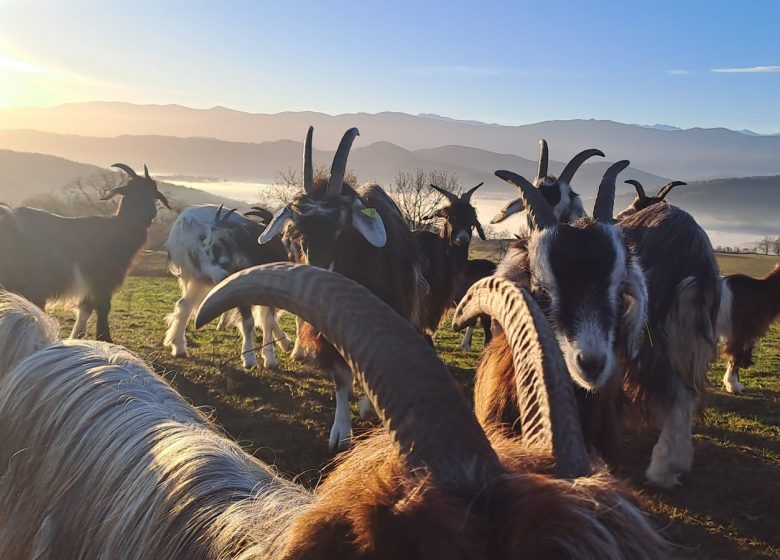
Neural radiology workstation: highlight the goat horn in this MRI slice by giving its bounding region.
[558,148,605,186]
[593,160,630,223]
[221,208,237,223]
[428,184,459,205]
[495,170,557,230]
[490,197,524,224]
[452,277,590,478]
[536,139,549,183]
[111,163,139,179]
[460,182,484,204]
[624,179,647,199]
[303,126,314,194]
[326,127,359,196]
[144,164,151,179]
[214,204,224,222]
[656,180,687,200]
[195,263,503,489]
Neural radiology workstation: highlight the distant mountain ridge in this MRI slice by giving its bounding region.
[1,102,780,179]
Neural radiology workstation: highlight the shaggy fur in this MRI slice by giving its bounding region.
[717,263,780,393]
[0,295,664,559]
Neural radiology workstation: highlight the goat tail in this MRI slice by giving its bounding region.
[666,276,719,398]
[0,291,59,377]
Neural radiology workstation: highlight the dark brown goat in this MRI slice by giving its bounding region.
[455,258,497,351]
[615,179,687,220]
[718,263,780,393]
[415,183,485,341]
[0,163,169,341]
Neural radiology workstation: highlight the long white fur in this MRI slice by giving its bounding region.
[164,205,292,369]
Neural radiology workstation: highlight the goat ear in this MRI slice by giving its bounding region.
[258,205,293,244]
[474,220,487,240]
[490,197,524,224]
[100,185,131,201]
[351,199,387,248]
[622,258,648,360]
[155,190,171,210]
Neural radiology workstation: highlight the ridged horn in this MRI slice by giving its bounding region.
[452,277,590,478]
[303,126,314,194]
[624,179,647,199]
[195,263,503,488]
[429,184,459,205]
[460,182,484,204]
[558,148,605,186]
[495,170,557,230]
[536,139,549,183]
[111,163,139,179]
[656,180,687,199]
[326,128,359,196]
[593,160,630,223]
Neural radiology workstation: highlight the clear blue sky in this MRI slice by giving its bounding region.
[0,0,778,132]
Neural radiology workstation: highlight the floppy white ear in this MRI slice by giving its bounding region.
[622,258,648,359]
[351,199,387,248]
[258,206,293,244]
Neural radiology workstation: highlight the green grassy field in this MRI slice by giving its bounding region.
[49,250,780,559]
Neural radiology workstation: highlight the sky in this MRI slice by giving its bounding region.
[0,0,778,132]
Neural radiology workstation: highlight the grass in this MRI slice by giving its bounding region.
[47,250,780,559]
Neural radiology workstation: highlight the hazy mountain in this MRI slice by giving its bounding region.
[0,130,666,199]
[0,149,243,208]
[2,102,780,179]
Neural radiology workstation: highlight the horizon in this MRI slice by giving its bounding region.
[1,1,778,132]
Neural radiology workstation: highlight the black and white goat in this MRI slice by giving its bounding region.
[253,126,427,450]
[456,258,497,352]
[615,179,687,221]
[490,139,603,228]
[0,163,169,342]
[478,158,720,487]
[164,204,292,369]
[717,263,780,393]
[415,182,485,340]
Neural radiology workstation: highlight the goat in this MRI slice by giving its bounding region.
[484,160,720,487]
[615,179,687,220]
[415,182,485,340]
[455,258,497,352]
[0,269,664,559]
[164,204,292,369]
[490,139,603,228]
[717,263,780,393]
[255,126,427,450]
[0,163,169,342]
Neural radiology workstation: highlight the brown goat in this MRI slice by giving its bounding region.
[718,263,780,393]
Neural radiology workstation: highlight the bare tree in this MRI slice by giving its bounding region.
[390,169,462,231]
[258,164,360,210]
[757,236,773,256]
[773,236,780,256]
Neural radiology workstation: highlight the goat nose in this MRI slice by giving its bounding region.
[576,352,607,380]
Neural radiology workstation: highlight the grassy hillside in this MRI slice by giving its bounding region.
[39,250,780,559]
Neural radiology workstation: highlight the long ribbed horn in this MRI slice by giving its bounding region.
[326,128,359,196]
[593,160,630,223]
[536,139,549,183]
[460,182,484,205]
[303,126,314,194]
[143,164,151,179]
[656,180,687,200]
[452,277,590,478]
[495,170,557,230]
[195,263,503,488]
[558,148,605,186]
[429,184,459,205]
[624,179,647,199]
[111,163,139,179]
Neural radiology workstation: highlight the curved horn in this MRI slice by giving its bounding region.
[143,164,151,179]
[221,208,237,223]
[460,182,484,204]
[558,148,605,186]
[656,180,687,200]
[428,184,459,205]
[214,204,224,223]
[536,139,549,183]
[303,126,314,194]
[195,263,503,488]
[452,277,590,478]
[490,197,524,224]
[624,179,647,199]
[495,170,557,230]
[245,206,274,223]
[111,163,139,179]
[593,160,630,223]
[326,127,359,196]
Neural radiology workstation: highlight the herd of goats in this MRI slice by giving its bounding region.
[0,126,778,558]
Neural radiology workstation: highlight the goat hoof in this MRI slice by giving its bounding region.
[645,465,682,489]
[460,343,472,353]
[724,380,745,394]
[358,395,377,420]
[329,423,353,452]
[291,345,308,361]
[242,357,258,370]
[262,356,279,370]
[171,348,188,358]
[277,337,293,352]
